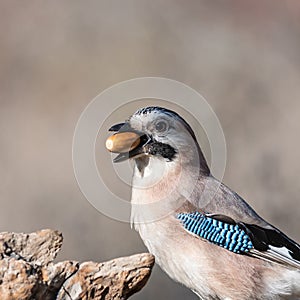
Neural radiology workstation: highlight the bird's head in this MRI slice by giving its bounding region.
[106,106,210,176]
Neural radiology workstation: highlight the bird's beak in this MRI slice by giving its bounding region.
[106,122,151,163]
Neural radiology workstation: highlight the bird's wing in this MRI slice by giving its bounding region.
[176,211,300,269]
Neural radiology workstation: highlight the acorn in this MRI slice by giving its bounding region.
[106,132,140,153]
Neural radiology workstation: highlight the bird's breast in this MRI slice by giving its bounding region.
[131,213,218,298]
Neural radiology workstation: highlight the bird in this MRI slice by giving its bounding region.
[106,106,300,299]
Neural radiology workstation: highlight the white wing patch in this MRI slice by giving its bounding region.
[269,246,294,259]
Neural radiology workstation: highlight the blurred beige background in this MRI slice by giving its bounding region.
[1,1,300,299]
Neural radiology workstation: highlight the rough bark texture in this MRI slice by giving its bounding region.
[0,229,154,300]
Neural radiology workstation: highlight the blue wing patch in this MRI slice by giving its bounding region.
[177,212,253,254]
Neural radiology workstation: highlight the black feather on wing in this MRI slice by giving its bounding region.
[205,213,300,268]
[238,222,300,261]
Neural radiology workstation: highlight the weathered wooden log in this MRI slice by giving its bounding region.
[0,229,154,300]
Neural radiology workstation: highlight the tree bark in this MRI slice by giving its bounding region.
[0,229,154,300]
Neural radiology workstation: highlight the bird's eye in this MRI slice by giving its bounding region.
[155,120,169,133]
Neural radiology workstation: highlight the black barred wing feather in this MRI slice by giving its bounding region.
[177,212,300,269]
[177,212,253,253]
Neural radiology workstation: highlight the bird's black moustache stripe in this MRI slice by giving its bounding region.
[145,141,177,161]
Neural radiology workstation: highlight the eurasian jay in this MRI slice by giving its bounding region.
[106,106,300,299]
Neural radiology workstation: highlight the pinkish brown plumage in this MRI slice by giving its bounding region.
[108,106,300,299]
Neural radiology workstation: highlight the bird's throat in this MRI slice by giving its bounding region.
[135,156,150,177]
